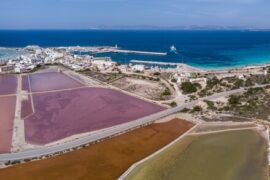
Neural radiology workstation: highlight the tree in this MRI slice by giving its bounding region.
[245,78,254,87]
[228,95,240,106]
[170,101,177,107]
[171,78,177,83]
[180,108,190,113]
[191,106,202,113]
[207,77,220,89]
[234,79,244,88]
[162,88,171,96]
[204,100,216,110]
[180,82,199,94]
[153,72,161,76]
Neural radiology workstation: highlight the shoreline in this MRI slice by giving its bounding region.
[195,61,270,71]
[1,46,270,73]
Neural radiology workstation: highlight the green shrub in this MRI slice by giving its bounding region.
[170,101,177,107]
[204,100,216,110]
[234,79,244,88]
[245,87,263,96]
[245,78,254,86]
[180,108,190,113]
[228,95,241,106]
[153,72,161,76]
[162,88,171,96]
[191,106,202,113]
[181,82,198,94]
[206,77,220,89]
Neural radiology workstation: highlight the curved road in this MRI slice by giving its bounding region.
[0,87,250,163]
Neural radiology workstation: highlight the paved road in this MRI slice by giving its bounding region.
[0,86,253,163]
[11,74,26,152]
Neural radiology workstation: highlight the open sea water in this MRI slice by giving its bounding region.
[1,30,270,69]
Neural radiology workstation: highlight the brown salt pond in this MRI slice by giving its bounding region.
[0,96,16,153]
[0,119,194,180]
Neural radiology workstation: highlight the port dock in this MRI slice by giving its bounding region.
[67,46,167,56]
[130,60,181,66]
[110,50,167,56]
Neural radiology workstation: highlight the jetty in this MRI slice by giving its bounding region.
[110,49,167,56]
[67,46,167,56]
[130,60,181,66]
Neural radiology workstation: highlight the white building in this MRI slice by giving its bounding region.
[238,74,245,80]
[71,64,83,71]
[177,77,189,84]
[0,65,15,73]
[131,64,145,72]
[92,60,116,70]
[190,78,207,84]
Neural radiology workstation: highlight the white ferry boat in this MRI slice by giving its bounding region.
[170,45,177,54]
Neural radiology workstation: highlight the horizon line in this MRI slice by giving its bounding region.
[0,28,270,31]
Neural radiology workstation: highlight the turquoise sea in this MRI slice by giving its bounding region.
[1,30,270,69]
[0,48,24,63]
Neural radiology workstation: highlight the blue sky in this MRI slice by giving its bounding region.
[0,0,270,29]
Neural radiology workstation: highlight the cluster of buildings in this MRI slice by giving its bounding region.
[0,46,167,75]
[172,71,207,84]
[0,46,120,74]
[1,46,57,73]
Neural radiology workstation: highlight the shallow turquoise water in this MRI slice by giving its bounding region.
[0,48,24,62]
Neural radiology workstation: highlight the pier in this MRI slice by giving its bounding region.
[111,49,167,56]
[130,60,181,66]
[69,46,167,56]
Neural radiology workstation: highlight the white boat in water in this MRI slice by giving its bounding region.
[170,45,177,54]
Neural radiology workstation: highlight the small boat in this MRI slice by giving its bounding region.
[170,45,177,54]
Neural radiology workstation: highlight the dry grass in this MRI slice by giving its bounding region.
[111,77,169,100]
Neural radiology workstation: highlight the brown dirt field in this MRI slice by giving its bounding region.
[0,119,194,180]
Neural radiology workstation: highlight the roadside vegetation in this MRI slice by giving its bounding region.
[198,73,270,97]
[200,86,270,120]
[178,73,270,102]
[198,76,251,97]
[80,69,124,83]
[219,87,266,117]
[180,82,201,94]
